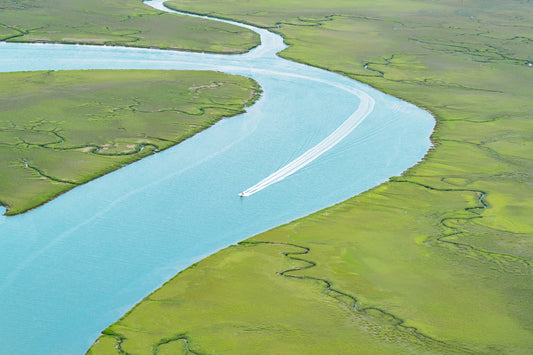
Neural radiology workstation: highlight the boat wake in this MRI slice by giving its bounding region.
[240,86,374,197]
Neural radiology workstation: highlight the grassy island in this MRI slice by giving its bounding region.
[87,0,532,353]
[0,70,260,215]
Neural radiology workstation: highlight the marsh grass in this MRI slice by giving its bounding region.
[0,0,259,53]
[0,70,260,215]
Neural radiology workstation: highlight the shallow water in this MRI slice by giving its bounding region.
[0,1,434,353]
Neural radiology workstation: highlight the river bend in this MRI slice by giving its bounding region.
[0,1,434,353]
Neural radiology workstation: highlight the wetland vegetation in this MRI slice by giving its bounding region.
[0,70,260,215]
[87,0,533,353]
[0,0,258,52]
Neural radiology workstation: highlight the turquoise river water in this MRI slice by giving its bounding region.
[0,1,435,353]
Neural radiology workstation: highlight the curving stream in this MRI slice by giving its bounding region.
[0,1,435,353]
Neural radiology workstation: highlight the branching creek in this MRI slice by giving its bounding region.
[0,1,435,353]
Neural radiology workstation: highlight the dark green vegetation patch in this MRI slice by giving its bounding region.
[88,0,533,353]
[0,0,259,53]
[0,70,260,215]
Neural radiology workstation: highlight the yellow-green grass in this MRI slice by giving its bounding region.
[87,0,533,353]
[0,70,260,215]
[0,0,259,53]
[88,183,532,354]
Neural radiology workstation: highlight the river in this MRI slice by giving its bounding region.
[0,1,434,353]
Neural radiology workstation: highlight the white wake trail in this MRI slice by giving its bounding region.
[240,87,375,197]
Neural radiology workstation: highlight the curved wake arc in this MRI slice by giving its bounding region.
[240,90,375,197]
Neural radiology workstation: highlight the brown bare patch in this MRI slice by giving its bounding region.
[188,82,223,90]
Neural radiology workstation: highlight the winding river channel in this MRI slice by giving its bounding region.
[0,1,434,353]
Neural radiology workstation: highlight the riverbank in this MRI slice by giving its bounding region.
[0,70,260,215]
[86,0,532,353]
[0,0,259,53]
